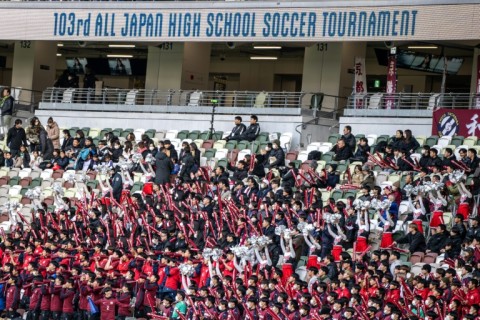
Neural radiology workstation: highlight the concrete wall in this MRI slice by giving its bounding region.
[339,116,433,137]
[35,110,308,149]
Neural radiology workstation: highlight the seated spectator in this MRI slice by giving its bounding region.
[234,115,260,142]
[394,223,426,253]
[265,140,285,169]
[330,139,352,162]
[350,137,369,163]
[401,129,420,154]
[427,224,449,254]
[225,116,247,141]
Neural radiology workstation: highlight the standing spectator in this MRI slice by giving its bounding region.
[0,87,15,135]
[155,147,173,185]
[225,116,247,141]
[341,126,356,151]
[46,117,60,149]
[7,119,27,157]
[61,129,73,151]
[83,65,98,90]
[26,117,42,152]
[39,127,54,161]
[164,140,178,163]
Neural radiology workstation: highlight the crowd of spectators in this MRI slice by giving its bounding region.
[0,117,479,320]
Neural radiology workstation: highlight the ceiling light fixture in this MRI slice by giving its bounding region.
[253,46,282,50]
[107,54,134,58]
[108,44,136,48]
[56,53,62,57]
[250,56,278,60]
[57,43,64,47]
[407,45,438,49]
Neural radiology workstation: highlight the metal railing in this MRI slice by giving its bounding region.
[0,86,43,114]
[41,87,346,110]
[346,92,480,110]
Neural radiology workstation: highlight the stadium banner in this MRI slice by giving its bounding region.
[385,54,397,109]
[354,57,367,109]
[432,108,480,137]
[0,4,479,41]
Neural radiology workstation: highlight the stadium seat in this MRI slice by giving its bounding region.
[19,177,32,187]
[306,144,319,153]
[437,136,452,148]
[321,152,334,163]
[9,176,20,187]
[425,136,438,147]
[225,141,237,151]
[215,148,228,159]
[366,134,378,146]
[199,131,210,141]
[285,151,298,162]
[450,136,464,147]
[375,172,389,186]
[415,135,426,146]
[213,141,227,150]
[256,132,269,143]
[237,150,251,162]
[201,140,214,150]
[297,151,309,162]
[8,185,22,196]
[212,132,223,141]
[188,131,200,140]
[236,141,249,151]
[144,129,156,139]
[204,149,216,160]
[279,132,292,151]
[463,136,478,147]
[328,134,340,144]
[89,128,101,138]
[165,130,179,140]
[216,158,228,169]
[331,190,343,201]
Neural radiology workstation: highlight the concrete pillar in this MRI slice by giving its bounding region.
[470,48,480,96]
[145,43,184,91]
[11,41,57,103]
[145,42,212,92]
[301,42,366,111]
[181,42,211,90]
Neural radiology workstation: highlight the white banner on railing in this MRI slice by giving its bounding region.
[0,4,478,41]
[354,57,367,109]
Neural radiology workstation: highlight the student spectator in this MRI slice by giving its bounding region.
[6,119,27,157]
[225,116,247,141]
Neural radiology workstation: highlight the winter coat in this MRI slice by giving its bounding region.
[155,151,173,185]
[46,122,60,149]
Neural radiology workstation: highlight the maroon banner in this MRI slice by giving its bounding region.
[385,54,397,109]
[432,108,480,137]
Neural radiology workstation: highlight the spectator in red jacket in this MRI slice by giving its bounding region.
[28,277,44,319]
[116,283,132,320]
[92,287,130,320]
[50,276,63,319]
[5,276,20,319]
[60,279,76,320]
[143,274,159,315]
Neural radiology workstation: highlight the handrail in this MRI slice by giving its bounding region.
[40,87,347,111]
[347,92,480,110]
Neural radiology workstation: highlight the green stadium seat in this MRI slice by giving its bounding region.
[144,129,156,139]
[30,177,43,188]
[177,130,189,140]
[451,136,464,147]
[187,131,200,140]
[425,136,438,147]
[225,141,237,151]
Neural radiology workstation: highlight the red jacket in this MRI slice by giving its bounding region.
[164,267,180,290]
[60,288,75,313]
[93,297,130,320]
[79,282,91,311]
[40,284,51,311]
[386,288,401,303]
[143,280,158,307]
[468,288,480,306]
[29,286,43,311]
[50,284,63,312]
[5,285,20,310]
[117,292,131,316]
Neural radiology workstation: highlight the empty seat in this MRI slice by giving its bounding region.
[237,149,251,162]
[165,130,179,140]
